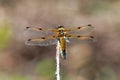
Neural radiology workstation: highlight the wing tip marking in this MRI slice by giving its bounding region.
[28,39,32,41]
[88,24,92,26]
[26,26,30,29]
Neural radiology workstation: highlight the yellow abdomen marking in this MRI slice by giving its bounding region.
[59,37,66,51]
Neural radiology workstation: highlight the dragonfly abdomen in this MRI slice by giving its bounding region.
[62,50,66,59]
[59,37,67,59]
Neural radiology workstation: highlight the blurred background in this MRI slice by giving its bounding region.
[0,0,120,80]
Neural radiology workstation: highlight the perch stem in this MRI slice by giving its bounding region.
[55,41,60,80]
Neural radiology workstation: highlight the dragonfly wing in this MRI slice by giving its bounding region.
[66,34,96,43]
[24,27,56,37]
[66,24,94,35]
[25,36,58,46]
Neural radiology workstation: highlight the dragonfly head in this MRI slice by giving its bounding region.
[57,25,64,29]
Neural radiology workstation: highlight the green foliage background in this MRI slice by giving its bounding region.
[0,20,11,51]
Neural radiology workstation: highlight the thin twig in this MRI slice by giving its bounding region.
[55,41,60,80]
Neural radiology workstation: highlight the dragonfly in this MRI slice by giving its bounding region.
[25,24,96,59]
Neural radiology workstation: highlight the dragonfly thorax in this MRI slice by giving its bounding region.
[58,28,67,37]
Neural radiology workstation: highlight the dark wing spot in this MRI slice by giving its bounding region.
[90,36,94,38]
[77,27,81,29]
[38,28,42,30]
[67,35,71,37]
[26,27,30,29]
[88,24,92,26]
[28,39,32,41]
[41,37,46,39]
[77,35,81,37]
[53,35,56,38]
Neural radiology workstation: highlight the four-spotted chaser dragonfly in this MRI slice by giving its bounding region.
[25,24,96,59]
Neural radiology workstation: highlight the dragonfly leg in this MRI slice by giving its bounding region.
[57,38,60,41]
[66,37,70,43]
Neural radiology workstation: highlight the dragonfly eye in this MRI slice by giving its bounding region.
[57,25,64,28]
[59,30,64,33]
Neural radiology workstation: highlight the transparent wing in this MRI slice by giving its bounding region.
[65,24,94,35]
[66,34,96,43]
[25,36,58,46]
[24,27,56,37]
